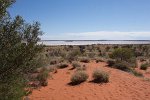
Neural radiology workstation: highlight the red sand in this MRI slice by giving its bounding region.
[29,61,150,100]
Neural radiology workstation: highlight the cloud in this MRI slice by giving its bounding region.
[41,31,150,40]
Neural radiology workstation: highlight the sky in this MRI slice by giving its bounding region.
[9,0,150,40]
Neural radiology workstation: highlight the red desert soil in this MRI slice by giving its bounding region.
[29,61,150,100]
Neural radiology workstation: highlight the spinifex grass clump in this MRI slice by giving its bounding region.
[70,71,89,85]
[37,67,50,86]
[72,62,81,69]
[92,69,109,83]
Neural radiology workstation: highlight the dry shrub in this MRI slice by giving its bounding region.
[70,71,89,85]
[72,62,81,69]
[92,69,109,83]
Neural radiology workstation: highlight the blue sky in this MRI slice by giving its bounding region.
[9,0,150,40]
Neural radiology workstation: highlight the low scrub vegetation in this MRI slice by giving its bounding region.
[130,69,143,77]
[140,63,149,70]
[76,65,87,71]
[92,69,109,83]
[72,62,81,69]
[109,48,134,61]
[57,63,68,69]
[37,68,49,86]
[70,71,89,85]
[80,57,90,63]
[107,59,115,67]
[114,61,131,71]
[95,58,105,63]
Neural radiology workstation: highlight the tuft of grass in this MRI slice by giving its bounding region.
[92,69,109,83]
[143,78,150,82]
[72,62,81,69]
[57,63,68,69]
[70,71,89,85]
[140,63,149,70]
[37,68,49,86]
[129,69,143,77]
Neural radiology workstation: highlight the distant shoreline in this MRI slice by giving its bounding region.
[41,40,150,41]
[38,40,150,45]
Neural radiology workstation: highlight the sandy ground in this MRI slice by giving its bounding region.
[29,61,150,100]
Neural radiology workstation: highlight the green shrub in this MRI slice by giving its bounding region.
[80,57,90,63]
[57,63,68,69]
[70,71,89,85]
[114,61,130,71]
[72,62,81,69]
[92,69,109,83]
[107,59,115,67]
[109,48,134,61]
[140,63,149,70]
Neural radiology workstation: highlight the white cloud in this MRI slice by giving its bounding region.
[41,31,150,40]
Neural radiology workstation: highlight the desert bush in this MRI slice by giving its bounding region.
[72,62,81,69]
[140,63,149,70]
[66,49,81,62]
[80,57,90,63]
[114,61,130,71]
[107,59,115,67]
[57,63,68,69]
[109,48,134,61]
[70,71,89,85]
[0,1,44,99]
[92,69,109,83]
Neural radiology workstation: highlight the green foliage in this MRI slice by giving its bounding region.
[140,63,149,70]
[0,1,44,99]
[92,69,109,83]
[114,61,130,71]
[109,48,134,61]
[0,0,15,18]
[70,71,89,85]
